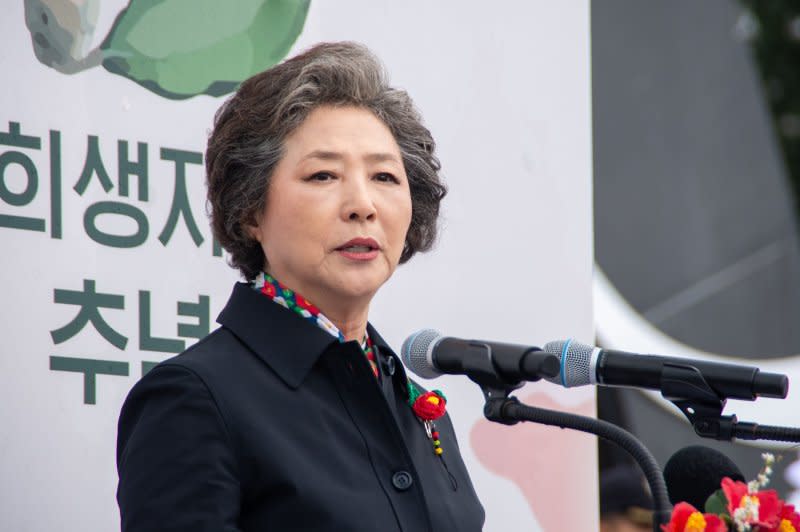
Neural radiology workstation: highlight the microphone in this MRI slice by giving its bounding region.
[541,339,788,400]
[401,329,560,383]
[663,445,745,510]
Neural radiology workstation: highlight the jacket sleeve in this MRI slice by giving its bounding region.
[116,364,242,531]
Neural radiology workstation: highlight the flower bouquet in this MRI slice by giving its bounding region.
[664,454,800,531]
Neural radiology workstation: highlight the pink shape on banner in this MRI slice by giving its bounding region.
[470,392,597,531]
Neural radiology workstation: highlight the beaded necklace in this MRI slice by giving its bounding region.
[253,272,447,455]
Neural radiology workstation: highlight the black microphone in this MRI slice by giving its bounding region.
[663,445,745,510]
[401,329,560,383]
[541,339,788,400]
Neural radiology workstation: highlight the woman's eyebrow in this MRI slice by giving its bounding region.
[301,149,341,161]
[363,152,401,164]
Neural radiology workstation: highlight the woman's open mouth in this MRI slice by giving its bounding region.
[336,238,380,261]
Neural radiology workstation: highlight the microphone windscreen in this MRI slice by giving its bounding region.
[542,339,595,387]
[401,329,442,379]
[663,445,745,510]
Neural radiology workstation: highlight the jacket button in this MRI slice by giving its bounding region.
[391,470,413,491]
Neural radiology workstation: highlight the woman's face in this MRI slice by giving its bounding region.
[251,105,413,309]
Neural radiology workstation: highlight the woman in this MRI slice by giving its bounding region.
[116,42,485,531]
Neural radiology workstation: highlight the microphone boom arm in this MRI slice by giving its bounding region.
[448,339,672,529]
[480,391,672,532]
[662,362,800,442]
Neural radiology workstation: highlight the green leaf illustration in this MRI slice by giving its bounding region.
[100,0,310,99]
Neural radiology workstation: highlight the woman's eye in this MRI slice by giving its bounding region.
[307,172,335,182]
[374,172,400,184]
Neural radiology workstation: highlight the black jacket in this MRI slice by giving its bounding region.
[117,282,485,531]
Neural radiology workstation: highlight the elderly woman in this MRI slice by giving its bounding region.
[116,42,485,531]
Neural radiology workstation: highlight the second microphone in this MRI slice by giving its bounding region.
[402,329,560,384]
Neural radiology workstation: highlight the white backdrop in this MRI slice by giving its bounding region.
[0,1,595,530]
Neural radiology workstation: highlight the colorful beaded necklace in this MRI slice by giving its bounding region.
[253,272,447,455]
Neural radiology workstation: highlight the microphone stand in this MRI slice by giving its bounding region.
[662,364,800,443]
[449,343,800,530]
[485,394,672,532]
[458,349,672,532]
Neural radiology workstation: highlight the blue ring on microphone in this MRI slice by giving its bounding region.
[560,339,573,387]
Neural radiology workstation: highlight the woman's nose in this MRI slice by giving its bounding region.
[342,177,377,221]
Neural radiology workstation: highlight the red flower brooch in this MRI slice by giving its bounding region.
[407,383,447,456]
[412,390,447,420]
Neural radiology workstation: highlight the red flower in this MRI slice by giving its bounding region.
[261,283,277,298]
[412,391,446,420]
[781,505,800,528]
[763,504,800,532]
[662,502,727,532]
[721,477,783,529]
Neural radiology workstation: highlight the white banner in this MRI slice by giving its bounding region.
[1,1,594,530]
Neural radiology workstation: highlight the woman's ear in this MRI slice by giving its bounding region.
[245,225,261,243]
[246,219,262,243]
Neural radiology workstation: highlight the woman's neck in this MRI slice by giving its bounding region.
[327,311,369,342]
[312,294,370,342]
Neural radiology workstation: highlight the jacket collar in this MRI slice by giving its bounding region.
[217,282,408,394]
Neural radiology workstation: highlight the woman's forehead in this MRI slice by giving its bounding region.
[284,106,401,159]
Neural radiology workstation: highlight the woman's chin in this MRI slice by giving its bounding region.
[328,272,388,302]
[334,283,381,302]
